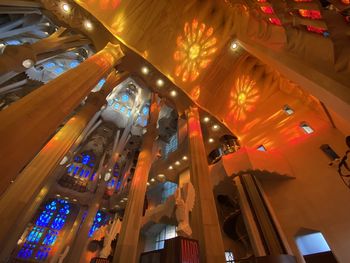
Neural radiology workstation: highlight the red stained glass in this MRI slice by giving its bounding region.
[260,6,274,14]
[269,17,282,25]
[299,9,322,19]
[306,25,326,34]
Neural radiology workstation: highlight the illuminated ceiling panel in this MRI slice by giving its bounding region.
[174,19,217,82]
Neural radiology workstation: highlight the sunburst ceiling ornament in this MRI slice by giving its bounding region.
[174,19,217,82]
[229,76,259,121]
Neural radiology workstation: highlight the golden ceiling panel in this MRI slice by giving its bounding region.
[74,0,330,149]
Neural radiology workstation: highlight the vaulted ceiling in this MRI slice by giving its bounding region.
[41,0,350,148]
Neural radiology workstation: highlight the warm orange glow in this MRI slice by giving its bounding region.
[229,76,259,121]
[174,19,217,82]
[188,113,202,138]
[190,85,201,101]
[87,0,121,10]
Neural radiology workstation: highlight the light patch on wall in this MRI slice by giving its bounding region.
[174,19,217,82]
[190,85,201,101]
[229,76,259,121]
[111,13,125,33]
[87,0,121,10]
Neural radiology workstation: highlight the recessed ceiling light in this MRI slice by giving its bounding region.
[61,3,71,13]
[212,124,219,131]
[151,178,156,182]
[158,174,165,179]
[123,197,128,201]
[56,194,61,197]
[208,138,214,143]
[64,196,69,200]
[182,156,188,161]
[22,59,34,69]
[141,66,149,75]
[120,200,124,203]
[156,79,164,87]
[230,41,238,50]
[175,161,180,166]
[203,117,210,123]
[168,165,173,170]
[73,198,77,202]
[170,90,177,97]
[84,20,93,30]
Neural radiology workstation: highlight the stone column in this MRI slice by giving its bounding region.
[113,94,161,263]
[0,42,124,193]
[66,181,107,263]
[68,111,133,262]
[0,71,127,260]
[50,207,86,263]
[186,106,225,263]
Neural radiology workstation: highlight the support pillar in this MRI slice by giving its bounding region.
[68,110,133,263]
[0,42,124,193]
[66,180,107,263]
[186,106,225,263]
[113,94,161,263]
[50,207,86,263]
[0,71,127,260]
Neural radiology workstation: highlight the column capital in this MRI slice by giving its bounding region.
[99,42,125,66]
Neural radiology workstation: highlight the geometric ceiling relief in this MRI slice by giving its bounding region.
[174,19,217,82]
[229,75,259,122]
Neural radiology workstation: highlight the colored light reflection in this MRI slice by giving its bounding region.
[229,76,259,121]
[299,9,322,19]
[87,0,121,10]
[260,6,274,14]
[190,85,201,101]
[174,19,217,82]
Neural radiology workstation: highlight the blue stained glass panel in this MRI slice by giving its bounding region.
[17,199,72,260]
[82,154,90,165]
[36,211,53,227]
[88,211,110,237]
[6,39,21,45]
[44,62,56,69]
[69,60,79,68]
[54,67,64,75]
[73,166,79,175]
[67,164,74,173]
[142,106,149,115]
[97,79,106,88]
[121,94,129,102]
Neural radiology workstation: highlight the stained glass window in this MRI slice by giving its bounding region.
[161,182,177,203]
[164,134,178,159]
[17,199,72,261]
[89,210,110,237]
